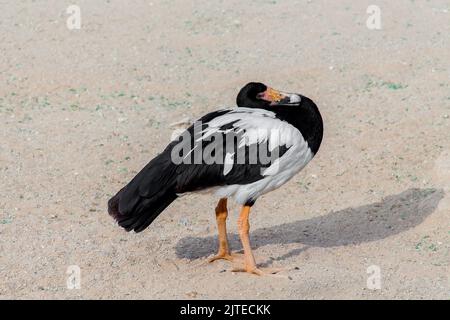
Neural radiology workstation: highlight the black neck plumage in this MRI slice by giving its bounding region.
[263,96,323,155]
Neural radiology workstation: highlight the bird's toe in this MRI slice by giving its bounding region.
[208,252,245,263]
[208,254,234,263]
[231,266,286,277]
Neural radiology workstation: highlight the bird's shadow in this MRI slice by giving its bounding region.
[175,188,444,261]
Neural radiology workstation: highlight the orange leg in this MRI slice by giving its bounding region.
[233,205,282,276]
[208,198,234,262]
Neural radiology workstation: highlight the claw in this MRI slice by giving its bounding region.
[208,254,234,263]
[208,252,244,263]
[231,266,286,277]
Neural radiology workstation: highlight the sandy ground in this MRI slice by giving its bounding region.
[0,0,449,299]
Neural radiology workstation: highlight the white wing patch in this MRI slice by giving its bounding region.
[197,107,299,153]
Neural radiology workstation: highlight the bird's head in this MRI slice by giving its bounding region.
[236,82,301,109]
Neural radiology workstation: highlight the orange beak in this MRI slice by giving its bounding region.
[260,88,285,103]
[257,86,302,106]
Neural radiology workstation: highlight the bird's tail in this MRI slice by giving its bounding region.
[108,153,178,233]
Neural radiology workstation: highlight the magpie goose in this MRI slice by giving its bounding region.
[108,82,323,275]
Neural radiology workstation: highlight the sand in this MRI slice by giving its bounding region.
[0,0,449,299]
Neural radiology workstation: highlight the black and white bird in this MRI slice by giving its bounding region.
[108,82,323,275]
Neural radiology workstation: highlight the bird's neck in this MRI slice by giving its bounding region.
[268,102,323,155]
